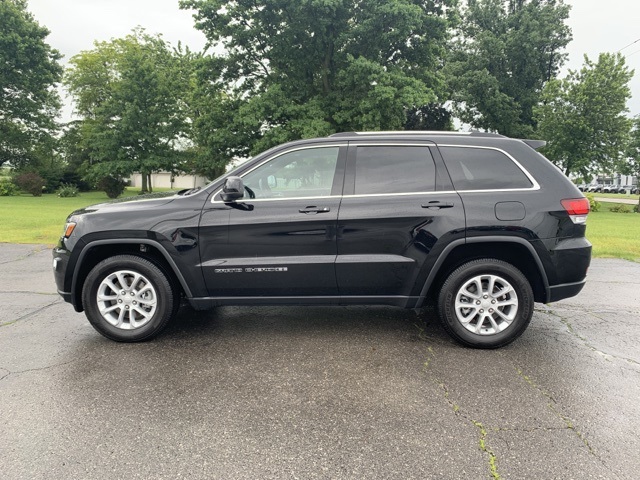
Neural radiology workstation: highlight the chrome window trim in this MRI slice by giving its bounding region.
[343,131,473,136]
[349,142,436,147]
[437,144,541,191]
[211,142,541,203]
[210,144,347,204]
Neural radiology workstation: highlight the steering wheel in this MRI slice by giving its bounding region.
[244,185,256,199]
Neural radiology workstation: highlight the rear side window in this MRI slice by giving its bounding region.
[354,146,436,194]
[440,146,533,191]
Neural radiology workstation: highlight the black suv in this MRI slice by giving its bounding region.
[53,131,591,348]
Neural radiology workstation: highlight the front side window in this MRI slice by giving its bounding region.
[354,146,436,195]
[440,146,533,191]
[242,146,340,199]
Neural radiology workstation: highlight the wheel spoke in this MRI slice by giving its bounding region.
[114,307,126,328]
[100,304,120,314]
[496,298,517,308]
[97,293,118,301]
[116,272,129,290]
[487,315,501,333]
[487,276,496,296]
[492,286,513,299]
[103,278,120,294]
[461,287,480,300]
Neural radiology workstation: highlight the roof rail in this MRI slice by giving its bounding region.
[329,130,505,138]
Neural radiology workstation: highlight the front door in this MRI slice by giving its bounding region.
[199,145,346,298]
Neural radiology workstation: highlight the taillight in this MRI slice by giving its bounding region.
[561,198,590,224]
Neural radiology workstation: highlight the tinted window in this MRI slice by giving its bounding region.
[440,147,533,190]
[242,147,339,199]
[354,146,436,194]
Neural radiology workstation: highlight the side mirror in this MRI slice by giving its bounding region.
[220,176,245,202]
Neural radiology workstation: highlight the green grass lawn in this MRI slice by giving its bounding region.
[1,191,639,262]
[0,189,175,244]
[586,202,640,262]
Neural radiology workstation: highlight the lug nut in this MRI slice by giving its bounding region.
[118,299,122,303]
[125,306,129,310]
[121,291,126,295]
[133,301,137,305]
[479,309,484,313]
[130,292,135,296]
[483,295,488,299]
[491,300,496,304]
[476,300,481,305]
[489,308,494,313]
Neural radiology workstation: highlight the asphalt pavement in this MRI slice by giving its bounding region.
[1,244,639,479]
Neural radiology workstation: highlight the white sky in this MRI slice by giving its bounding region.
[25,0,640,121]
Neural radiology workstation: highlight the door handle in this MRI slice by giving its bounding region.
[422,201,454,209]
[299,206,331,214]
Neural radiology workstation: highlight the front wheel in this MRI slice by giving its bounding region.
[82,255,178,342]
[437,259,534,349]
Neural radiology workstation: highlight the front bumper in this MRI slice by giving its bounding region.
[52,246,73,304]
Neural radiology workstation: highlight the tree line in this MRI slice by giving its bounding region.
[1,0,638,197]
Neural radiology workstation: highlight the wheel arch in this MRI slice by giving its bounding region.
[71,239,192,312]
[417,237,550,307]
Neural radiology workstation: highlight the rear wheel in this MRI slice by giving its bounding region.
[82,255,179,342]
[438,259,534,349]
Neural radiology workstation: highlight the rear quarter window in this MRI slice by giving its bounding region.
[439,146,533,190]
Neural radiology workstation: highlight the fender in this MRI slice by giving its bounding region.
[70,238,194,310]
[415,236,550,307]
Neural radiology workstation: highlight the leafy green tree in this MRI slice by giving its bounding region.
[65,30,195,193]
[181,0,458,168]
[623,117,640,212]
[0,0,62,168]
[535,53,633,178]
[447,0,571,137]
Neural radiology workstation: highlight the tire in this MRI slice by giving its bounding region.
[82,255,179,342]
[437,259,534,349]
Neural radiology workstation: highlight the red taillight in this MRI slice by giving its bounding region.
[561,198,590,216]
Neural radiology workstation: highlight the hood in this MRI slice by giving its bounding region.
[70,191,179,216]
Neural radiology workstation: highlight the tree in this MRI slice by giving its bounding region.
[535,53,633,178]
[623,117,640,212]
[447,0,572,137]
[65,31,195,193]
[181,0,458,167]
[0,0,62,168]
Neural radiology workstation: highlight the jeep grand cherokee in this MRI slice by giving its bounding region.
[53,131,591,348]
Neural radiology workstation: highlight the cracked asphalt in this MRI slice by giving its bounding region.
[1,244,639,479]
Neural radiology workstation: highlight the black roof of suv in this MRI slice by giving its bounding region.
[53,131,591,348]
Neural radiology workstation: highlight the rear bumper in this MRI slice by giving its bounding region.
[545,236,591,303]
[548,279,586,303]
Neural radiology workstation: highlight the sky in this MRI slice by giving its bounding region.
[24,0,640,121]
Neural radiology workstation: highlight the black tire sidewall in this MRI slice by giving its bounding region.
[438,259,534,349]
[82,255,175,342]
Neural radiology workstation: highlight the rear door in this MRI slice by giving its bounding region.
[336,141,465,301]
